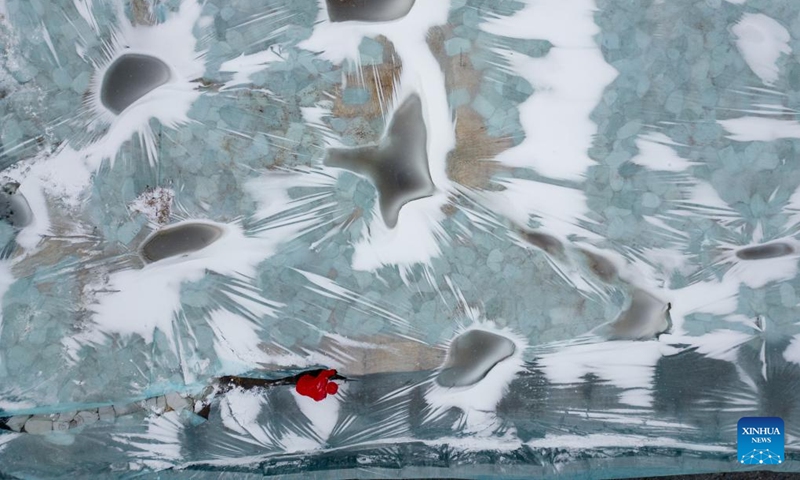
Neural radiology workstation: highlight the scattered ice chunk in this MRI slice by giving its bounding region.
[3,415,30,432]
[24,416,53,434]
[73,410,99,427]
[165,392,190,412]
[98,406,115,422]
[56,411,76,422]
[113,402,143,417]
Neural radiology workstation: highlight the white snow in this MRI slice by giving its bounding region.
[784,334,800,365]
[219,47,285,89]
[129,187,175,225]
[482,0,618,180]
[81,0,207,166]
[219,388,276,447]
[481,178,596,242]
[686,329,754,362]
[1,147,95,243]
[208,309,280,372]
[425,323,527,433]
[719,117,800,142]
[115,411,183,471]
[291,385,341,446]
[631,133,696,172]
[732,13,790,86]
[527,433,733,452]
[538,340,675,407]
[79,220,279,346]
[350,193,450,274]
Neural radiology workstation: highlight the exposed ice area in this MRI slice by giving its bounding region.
[139,221,224,263]
[0,183,31,228]
[100,53,172,114]
[324,94,434,228]
[436,329,516,387]
[736,241,794,261]
[604,289,671,341]
[324,0,416,23]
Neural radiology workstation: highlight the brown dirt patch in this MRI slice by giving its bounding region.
[427,26,512,190]
[332,36,402,120]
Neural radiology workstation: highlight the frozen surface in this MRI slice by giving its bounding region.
[436,329,516,387]
[140,221,224,263]
[325,0,417,23]
[100,53,172,114]
[0,0,799,478]
[324,93,434,228]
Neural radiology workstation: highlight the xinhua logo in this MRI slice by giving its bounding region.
[738,417,784,465]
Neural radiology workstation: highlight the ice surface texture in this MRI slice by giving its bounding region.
[436,329,516,387]
[0,183,32,228]
[140,222,223,263]
[324,94,435,228]
[325,0,416,23]
[1,0,800,478]
[101,54,172,114]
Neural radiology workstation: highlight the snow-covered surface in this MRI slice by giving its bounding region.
[720,117,800,141]
[482,0,618,181]
[732,13,790,86]
[631,133,696,172]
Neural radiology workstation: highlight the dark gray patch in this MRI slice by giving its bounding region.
[436,330,516,388]
[607,289,670,341]
[325,94,434,228]
[101,53,171,114]
[140,222,223,263]
[579,249,617,282]
[519,230,564,256]
[0,183,33,228]
[326,0,416,22]
[736,242,794,261]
